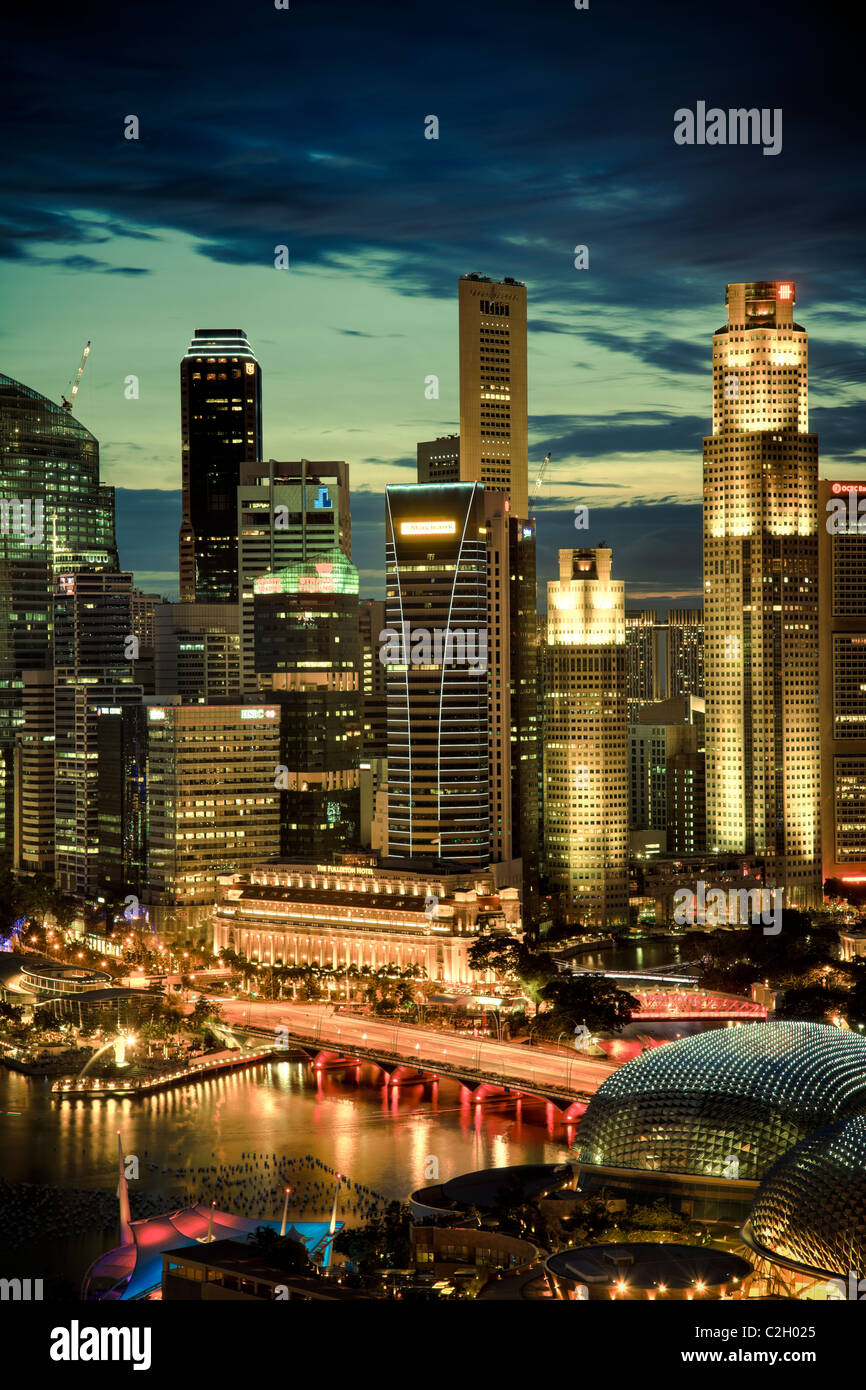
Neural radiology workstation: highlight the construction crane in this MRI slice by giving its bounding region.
[528,451,551,516]
[61,341,91,413]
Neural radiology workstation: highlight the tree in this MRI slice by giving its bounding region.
[775,984,850,1023]
[535,974,637,1036]
[251,1227,310,1273]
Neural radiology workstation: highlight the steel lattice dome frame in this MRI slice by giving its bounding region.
[575,1022,866,1183]
[742,1115,866,1279]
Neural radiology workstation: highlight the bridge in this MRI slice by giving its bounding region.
[629,990,766,1022]
[219,1001,618,1119]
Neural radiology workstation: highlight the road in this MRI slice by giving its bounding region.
[218,1000,618,1098]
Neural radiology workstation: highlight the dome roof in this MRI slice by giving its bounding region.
[743,1115,866,1279]
[576,1022,866,1183]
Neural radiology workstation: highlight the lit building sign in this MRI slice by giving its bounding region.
[241,708,277,719]
[399,520,457,537]
[777,283,793,300]
[148,709,166,721]
[254,549,359,596]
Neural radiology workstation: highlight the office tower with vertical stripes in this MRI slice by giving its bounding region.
[703,281,820,907]
[385,482,489,868]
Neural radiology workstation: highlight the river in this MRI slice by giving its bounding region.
[0,1057,575,1291]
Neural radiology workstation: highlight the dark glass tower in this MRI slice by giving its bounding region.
[179,330,262,604]
[253,549,361,857]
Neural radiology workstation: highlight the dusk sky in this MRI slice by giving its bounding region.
[3,0,862,602]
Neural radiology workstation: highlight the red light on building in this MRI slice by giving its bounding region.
[777,283,793,300]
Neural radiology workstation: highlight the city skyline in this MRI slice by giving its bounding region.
[2,1,864,602]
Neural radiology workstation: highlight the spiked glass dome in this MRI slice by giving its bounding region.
[743,1115,866,1278]
[576,1022,866,1183]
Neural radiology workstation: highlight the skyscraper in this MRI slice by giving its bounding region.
[237,459,349,692]
[457,275,528,517]
[543,546,628,926]
[0,375,118,859]
[52,570,141,898]
[484,494,539,907]
[703,281,820,907]
[384,482,489,868]
[179,329,262,604]
[818,479,866,890]
[625,609,661,718]
[253,548,361,858]
[666,607,704,699]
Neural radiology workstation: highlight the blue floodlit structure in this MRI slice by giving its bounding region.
[81,1204,340,1300]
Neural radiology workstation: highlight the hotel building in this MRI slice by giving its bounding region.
[703,281,820,907]
[213,852,521,986]
[543,546,629,925]
[818,478,866,889]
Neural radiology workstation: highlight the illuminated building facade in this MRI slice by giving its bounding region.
[384,483,489,869]
[358,598,388,758]
[52,570,142,898]
[179,330,262,604]
[253,549,361,858]
[0,375,118,860]
[417,435,460,486]
[625,610,661,719]
[144,700,280,906]
[237,459,350,692]
[577,1023,866,1220]
[154,602,240,702]
[213,853,521,986]
[818,479,866,891]
[666,607,704,699]
[543,547,628,926]
[703,282,820,907]
[628,695,705,856]
[457,274,528,517]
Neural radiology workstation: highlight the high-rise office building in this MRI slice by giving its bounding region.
[819,479,866,890]
[625,609,661,719]
[52,570,142,898]
[0,375,118,859]
[237,459,349,692]
[484,494,539,907]
[253,548,361,858]
[14,670,55,876]
[384,483,489,868]
[417,435,460,486]
[458,274,529,517]
[144,700,280,909]
[154,603,241,703]
[703,281,820,907]
[628,695,706,856]
[359,598,388,758]
[543,546,628,926]
[179,330,262,604]
[666,607,704,699]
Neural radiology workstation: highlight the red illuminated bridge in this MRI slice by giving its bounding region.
[219,1000,618,1119]
[630,990,767,1022]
